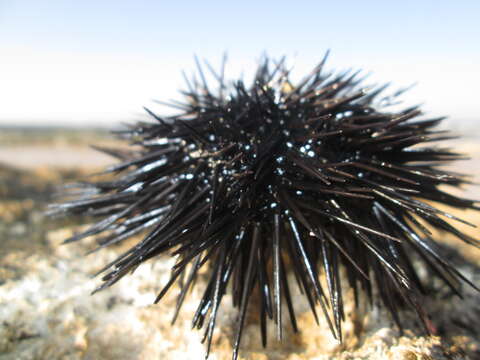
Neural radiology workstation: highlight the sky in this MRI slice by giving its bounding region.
[0,0,479,129]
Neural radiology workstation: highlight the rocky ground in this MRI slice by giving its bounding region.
[0,128,479,360]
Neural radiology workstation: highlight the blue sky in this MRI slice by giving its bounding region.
[1,0,479,127]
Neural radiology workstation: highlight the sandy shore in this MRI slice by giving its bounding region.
[0,145,115,170]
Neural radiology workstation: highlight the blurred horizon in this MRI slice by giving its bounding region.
[1,0,479,129]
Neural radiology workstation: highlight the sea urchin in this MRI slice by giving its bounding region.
[50,53,479,359]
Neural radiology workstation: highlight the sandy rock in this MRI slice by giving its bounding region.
[1,141,480,359]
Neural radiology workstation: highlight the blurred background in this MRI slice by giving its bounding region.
[1,0,479,129]
[1,1,480,359]
[1,0,479,166]
[1,0,479,167]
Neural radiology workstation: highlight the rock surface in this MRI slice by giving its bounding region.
[1,133,479,360]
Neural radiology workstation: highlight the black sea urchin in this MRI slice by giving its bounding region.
[50,53,479,359]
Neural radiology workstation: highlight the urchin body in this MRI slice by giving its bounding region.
[50,54,479,360]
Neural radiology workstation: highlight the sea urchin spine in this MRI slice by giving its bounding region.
[50,53,480,360]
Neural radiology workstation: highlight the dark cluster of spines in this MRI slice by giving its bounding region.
[50,53,480,360]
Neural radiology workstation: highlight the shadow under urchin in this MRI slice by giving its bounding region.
[49,52,480,360]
